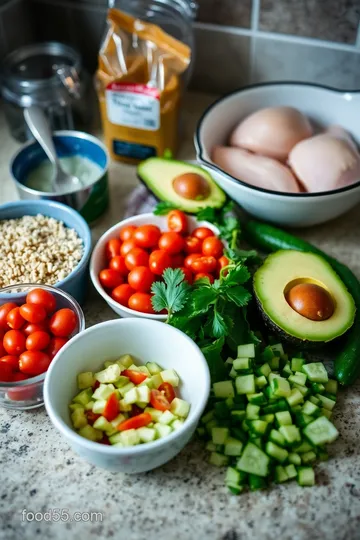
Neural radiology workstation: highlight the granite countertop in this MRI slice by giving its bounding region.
[0,92,360,540]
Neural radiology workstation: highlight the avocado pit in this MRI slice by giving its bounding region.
[286,282,334,322]
[172,172,211,201]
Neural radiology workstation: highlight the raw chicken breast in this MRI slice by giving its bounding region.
[326,125,358,151]
[288,133,360,192]
[212,146,301,193]
[230,106,313,161]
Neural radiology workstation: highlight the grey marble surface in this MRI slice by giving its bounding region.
[1,92,360,540]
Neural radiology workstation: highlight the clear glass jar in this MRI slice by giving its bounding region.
[108,0,198,84]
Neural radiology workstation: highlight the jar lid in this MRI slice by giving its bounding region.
[1,42,81,107]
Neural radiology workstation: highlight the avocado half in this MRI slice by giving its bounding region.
[254,250,356,345]
[137,158,226,213]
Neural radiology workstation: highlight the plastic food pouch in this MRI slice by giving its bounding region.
[96,9,191,164]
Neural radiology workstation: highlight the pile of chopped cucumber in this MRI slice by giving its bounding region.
[198,343,339,493]
[69,354,190,446]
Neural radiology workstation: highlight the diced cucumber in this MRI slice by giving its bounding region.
[257,363,271,378]
[235,375,255,395]
[224,437,243,456]
[248,420,268,436]
[251,437,263,449]
[265,441,288,463]
[303,416,339,445]
[137,365,151,376]
[77,372,94,390]
[285,464,297,479]
[114,376,130,388]
[301,451,317,464]
[104,360,115,368]
[225,356,234,365]
[324,379,338,395]
[197,426,206,438]
[110,413,126,429]
[69,403,84,411]
[272,377,291,398]
[71,408,87,429]
[269,356,280,370]
[213,380,235,399]
[119,399,132,412]
[281,363,292,378]
[294,441,313,453]
[309,395,321,406]
[201,410,215,424]
[236,443,270,477]
[73,388,93,406]
[297,467,315,486]
[137,427,156,443]
[215,401,230,419]
[93,416,112,431]
[286,388,304,407]
[78,425,102,442]
[225,467,243,493]
[160,369,179,387]
[206,419,218,433]
[128,363,141,372]
[302,363,328,383]
[321,408,332,420]
[159,410,176,425]
[233,357,252,373]
[109,432,124,444]
[209,452,229,467]
[95,364,121,384]
[292,383,309,397]
[123,387,139,405]
[170,398,190,418]
[146,362,162,375]
[291,358,304,372]
[261,414,275,424]
[171,419,184,431]
[302,400,320,416]
[85,400,95,411]
[150,374,163,389]
[275,465,288,483]
[288,372,307,386]
[206,441,217,452]
[247,392,266,406]
[237,344,255,358]
[212,427,229,445]
[92,399,106,414]
[138,378,153,389]
[255,375,267,389]
[116,354,134,368]
[120,429,141,446]
[288,452,301,465]
[144,407,163,422]
[92,383,115,401]
[311,382,325,393]
[279,425,301,445]
[296,412,313,428]
[271,343,284,356]
[261,346,274,364]
[249,474,267,491]
[246,403,260,419]
[231,410,246,424]
[229,366,237,379]
[275,411,292,426]
[136,386,151,404]
[118,382,135,397]
[269,429,286,447]
[316,394,335,411]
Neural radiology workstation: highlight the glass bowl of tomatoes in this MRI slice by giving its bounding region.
[90,211,225,320]
[0,284,85,409]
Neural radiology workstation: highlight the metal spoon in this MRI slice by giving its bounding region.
[24,106,82,193]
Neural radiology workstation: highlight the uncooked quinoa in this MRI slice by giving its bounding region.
[0,214,84,287]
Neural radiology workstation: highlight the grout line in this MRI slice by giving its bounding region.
[356,21,360,48]
[194,22,360,54]
[251,0,260,31]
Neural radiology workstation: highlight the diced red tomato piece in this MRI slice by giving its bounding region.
[117,412,152,431]
[85,410,101,424]
[100,435,111,445]
[122,369,147,385]
[103,392,119,422]
[92,380,100,390]
[158,382,176,403]
[150,389,170,411]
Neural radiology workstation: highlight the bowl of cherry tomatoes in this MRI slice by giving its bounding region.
[0,284,85,409]
[90,210,227,320]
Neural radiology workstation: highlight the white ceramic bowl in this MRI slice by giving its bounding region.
[44,318,210,473]
[90,213,220,320]
[195,82,360,227]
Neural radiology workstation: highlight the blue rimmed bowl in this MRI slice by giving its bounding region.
[10,130,109,224]
[0,200,92,304]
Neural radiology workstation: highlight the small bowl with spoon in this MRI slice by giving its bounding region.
[10,106,109,224]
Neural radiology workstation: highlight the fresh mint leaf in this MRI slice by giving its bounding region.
[153,201,179,215]
[212,310,229,338]
[225,286,252,307]
[201,337,227,383]
[151,268,190,314]
[191,287,218,313]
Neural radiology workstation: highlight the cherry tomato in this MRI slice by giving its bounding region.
[105,238,122,259]
[0,303,17,330]
[218,256,230,276]
[119,225,137,242]
[191,256,217,274]
[149,250,172,276]
[150,389,170,411]
[184,253,202,270]
[12,372,28,381]
[7,376,36,402]
[122,369,147,385]
[171,253,185,268]
[3,330,26,355]
[0,362,13,382]
[111,284,135,306]
[178,267,193,284]
[109,255,128,276]
[46,337,68,359]
[192,227,214,241]
[120,239,137,257]
[19,350,51,375]
[158,232,185,254]
[103,393,119,422]
[202,236,224,258]
[158,382,176,403]
[167,210,188,234]
[6,307,25,330]
[26,331,51,351]
[124,247,149,271]
[194,272,214,284]
[130,404,143,417]
[19,303,47,324]
[0,355,19,371]
[117,412,152,431]
[86,410,101,424]
[99,269,124,289]
[26,288,56,314]
[0,339,6,357]
[184,235,202,254]
[23,321,48,336]
[128,266,155,292]
[49,308,77,338]
[128,292,155,314]
[134,225,161,249]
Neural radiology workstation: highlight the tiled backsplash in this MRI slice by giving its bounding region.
[0,0,360,94]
